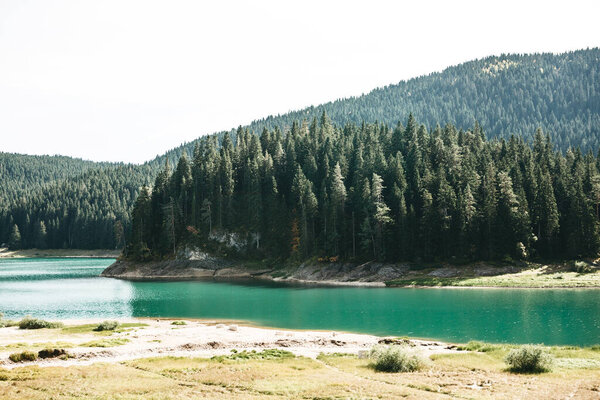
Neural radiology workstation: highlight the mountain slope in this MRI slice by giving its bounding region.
[155,48,600,166]
[2,48,599,249]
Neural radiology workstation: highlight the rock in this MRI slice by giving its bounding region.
[358,350,370,359]
[38,348,67,359]
[228,324,238,331]
[428,267,459,277]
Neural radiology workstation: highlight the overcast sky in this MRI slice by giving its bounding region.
[0,0,599,163]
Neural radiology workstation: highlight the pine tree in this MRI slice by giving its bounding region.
[8,224,21,250]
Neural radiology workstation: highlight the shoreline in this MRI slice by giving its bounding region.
[1,318,599,399]
[101,258,600,289]
[0,317,457,369]
[0,248,120,259]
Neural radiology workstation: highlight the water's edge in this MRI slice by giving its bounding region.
[102,258,600,288]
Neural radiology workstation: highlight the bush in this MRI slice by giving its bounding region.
[9,351,37,363]
[171,321,187,326]
[0,313,18,328]
[505,345,552,373]
[18,317,63,329]
[38,348,68,359]
[369,345,424,372]
[94,320,119,331]
[567,261,594,274]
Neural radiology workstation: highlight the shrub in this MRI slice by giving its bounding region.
[38,348,68,359]
[9,351,37,363]
[93,320,119,331]
[369,345,425,372]
[18,317,63,329]
[0,313,17,328]
[567,261,594,274]
[505,345,552,373]
[171,321,187,326]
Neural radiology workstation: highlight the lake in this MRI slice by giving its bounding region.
[1,258,599,346]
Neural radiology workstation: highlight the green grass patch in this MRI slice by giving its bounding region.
[171,321,187,326]
[211,349,295,362]
[80,338,130,347]
[62,322,147,334]
[456,340,508,352]
[9,351,37,363]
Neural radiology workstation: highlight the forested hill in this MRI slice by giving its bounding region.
[0,152,115,209]
[154,48,600,166]
[126,115,600,264]
[0,153,155,249]
[2,48,599,251]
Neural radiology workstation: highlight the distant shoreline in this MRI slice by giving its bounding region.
[0,248,120,259]
[102,256,600,289]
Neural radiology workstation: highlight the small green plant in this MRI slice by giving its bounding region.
[9,351,37,363]
[505,345,553,373]
[171,321,187,326]
[18,317,63,330]
[369,345,424,372]
[93,320,119,331]
[457,340,503,352]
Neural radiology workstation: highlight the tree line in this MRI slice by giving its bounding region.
[126,113,600,263]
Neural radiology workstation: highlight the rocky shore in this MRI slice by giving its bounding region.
[101,251,600,288]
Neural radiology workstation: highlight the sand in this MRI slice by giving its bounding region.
[0,318,458,369]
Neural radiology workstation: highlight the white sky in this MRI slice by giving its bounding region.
[0,0,599,164]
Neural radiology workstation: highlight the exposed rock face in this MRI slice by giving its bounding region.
[102,255,410,286]
[101,257,271,281]
[288,261,409,283]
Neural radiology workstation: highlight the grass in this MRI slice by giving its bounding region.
[61,322,147,334]
[171,321,187,326]
[0,342,599,399]
[211,349,295,362]
[0,341,75,353]
[80,338,130,347]
[385,263,600,288]
[8,351,37,363]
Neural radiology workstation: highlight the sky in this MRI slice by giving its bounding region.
[0,0,599,164]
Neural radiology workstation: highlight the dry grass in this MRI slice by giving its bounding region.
[0,346,599,399]
[387,263,600,287]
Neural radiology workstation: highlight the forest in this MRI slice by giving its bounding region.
[1,48,598,250]
[125,113,600,263]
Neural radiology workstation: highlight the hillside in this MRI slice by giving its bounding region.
[1,48,599,250]
[156,48,600,165]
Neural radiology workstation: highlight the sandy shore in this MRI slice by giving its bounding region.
[0,318,458,369]
[0,248,120,258]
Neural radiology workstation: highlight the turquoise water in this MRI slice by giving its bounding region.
[1,258,599,346]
